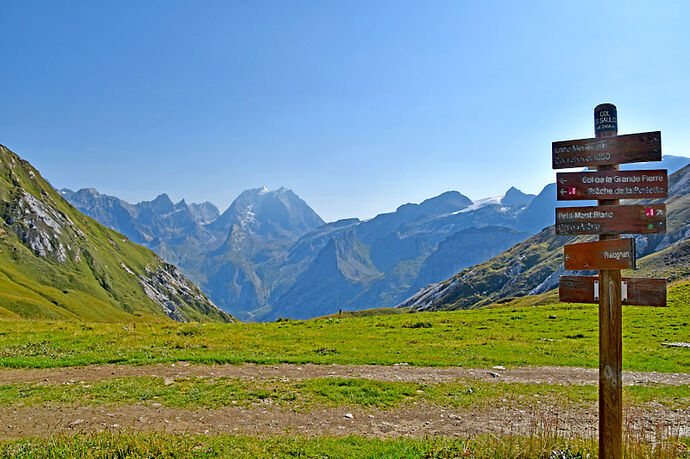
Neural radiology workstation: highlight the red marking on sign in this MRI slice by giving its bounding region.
[555,204,667,235]
[555,170,668,201]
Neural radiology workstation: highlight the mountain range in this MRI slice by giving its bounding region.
[60,155,690,321]
[0,144,234,323]
[399,162,690,311]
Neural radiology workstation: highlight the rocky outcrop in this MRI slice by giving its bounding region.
[0,143,234,323]
[138,263,229,322]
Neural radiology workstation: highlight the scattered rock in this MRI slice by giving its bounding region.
[68,419,84,427]
[488,371,500,378]
[549,315,558,319]
[492,366,505,370]
[662,342,690,348]
[151,403,162,408]
[343,413,353,419]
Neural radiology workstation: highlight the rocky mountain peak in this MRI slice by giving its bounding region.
[501,186,535,208]
[395,191,472,218]
[419,191,473,214]
[188,201,220,224]
[150,193,175,214]
[211,186,324,242]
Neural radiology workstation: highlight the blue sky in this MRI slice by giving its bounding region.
[2,1,689,221]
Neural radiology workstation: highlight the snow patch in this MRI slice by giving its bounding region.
[456,195,504,214]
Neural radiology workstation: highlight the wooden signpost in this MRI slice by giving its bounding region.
[564,238,636,271]
[551,104,668,458]
[556,169,668,200]
[552,131,661,169]
[555,204,666,235]
[559,276,667,307]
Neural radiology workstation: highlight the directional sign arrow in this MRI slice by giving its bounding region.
[555,204,666,235]
[556,170,668,201]
[564,238,636,270]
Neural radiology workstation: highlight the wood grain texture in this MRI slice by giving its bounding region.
[556,169,667,201]
[555,204,666,235]
[564,238,635,270]
[599,268,623,459]
[552,131,661,169]
[594,104,622,459]
[558,276,667,306]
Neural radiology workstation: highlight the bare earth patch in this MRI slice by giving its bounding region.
[0,364,688,441]
[1,363,688,386]
[1,402,687,441]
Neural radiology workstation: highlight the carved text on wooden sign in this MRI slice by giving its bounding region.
[552,131,661,169]
[556,170,667,201]
[564,238,636,270]
[555,204,666,235]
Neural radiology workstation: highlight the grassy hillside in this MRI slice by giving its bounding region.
[0,144,233,323]
[625,237,690,281]
[1,280,688,371]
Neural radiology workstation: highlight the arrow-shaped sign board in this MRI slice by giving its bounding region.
[559,275,666,306]
[564,238,636,270]
[555,204,666,235]
[556,170,668,201]
[552,131,661,169]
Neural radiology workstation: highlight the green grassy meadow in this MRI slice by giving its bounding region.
[1,281,688,372]
[0,376,688,411]
[0,281,688,457]
[1,432,688,458]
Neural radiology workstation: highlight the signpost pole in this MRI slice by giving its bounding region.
[595,103,623,458]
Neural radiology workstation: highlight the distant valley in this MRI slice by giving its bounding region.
[61,155,690,321]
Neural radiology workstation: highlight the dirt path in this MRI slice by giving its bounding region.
[1,363,688,441]
[1,402,687,441]
[1,363,689,386]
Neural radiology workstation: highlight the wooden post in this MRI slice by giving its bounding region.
[595,103,623,458]
[554,104,667,453]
